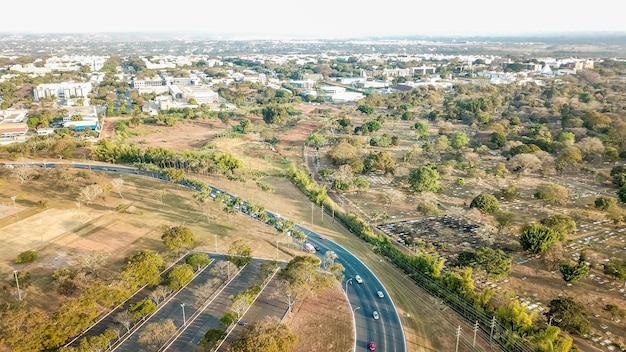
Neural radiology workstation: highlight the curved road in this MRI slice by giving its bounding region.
[19,161,406,352]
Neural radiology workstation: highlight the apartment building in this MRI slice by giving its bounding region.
[33,82,92,101]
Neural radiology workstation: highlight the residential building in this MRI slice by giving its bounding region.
[33,82,92,101]
[0,109,28,123]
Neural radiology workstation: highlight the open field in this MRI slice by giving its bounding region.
[285,285,353,352]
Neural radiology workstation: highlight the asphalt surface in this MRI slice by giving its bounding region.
[164,259,269,352]
[305,229,406,352]
[23,162,406,352]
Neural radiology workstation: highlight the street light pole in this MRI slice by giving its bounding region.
[287,292,292,313]
[13,270,22,301]
[181,303,186,325]
[345,277,353,294]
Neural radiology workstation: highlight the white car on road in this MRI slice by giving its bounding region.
[355,275,363,284]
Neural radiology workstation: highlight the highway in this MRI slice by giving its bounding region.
[18,161,406,352]
[304,229,406,352]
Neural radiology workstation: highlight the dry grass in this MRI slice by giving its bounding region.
[284,285,353,352]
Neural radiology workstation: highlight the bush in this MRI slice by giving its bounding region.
[469,193,499,213]
[15,250,38,263]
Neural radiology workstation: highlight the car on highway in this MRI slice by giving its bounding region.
[377,290,384,298]
[372,311,379,320]
[237,321,248,326]
[314,245,321,251]
[355,275,363,284]
[369,341,376,351]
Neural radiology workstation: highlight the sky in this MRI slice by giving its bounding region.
[2,0,625,38]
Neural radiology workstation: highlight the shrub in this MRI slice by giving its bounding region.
[15,250,38,264]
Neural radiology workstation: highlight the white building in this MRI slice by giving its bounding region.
[33,82,92,101]
[179,86,219,104]
[0,109,28,122]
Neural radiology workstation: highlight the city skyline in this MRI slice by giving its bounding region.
[3,0,626,39]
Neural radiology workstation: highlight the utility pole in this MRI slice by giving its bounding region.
[489,316,496,344]
[14,270,22,301]
[455,325,461,352]
[472,320,479,348]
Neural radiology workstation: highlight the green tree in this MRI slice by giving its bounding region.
[161,225,195,253]
[163,167,186,182]
[475,247,512,279]
[496,300,537,336]
[262,104,288,124]
[539,214,576,241]
[618,185,626,203]
[520,224,560,254]
[603,257,626,279]
[546,297,590,335]
[186,253,211,271]
[559,260,589,283]
[490,131,507,148]
[129,298,157,319]
[357,104,375,115]
[469,193,499,214]
[278,256,321,293]
[239,118,251,133]
[166,264,195,291]
[307,133,325,149]
[200,329,227,350]
[226,240,253,268]
[414,121,429,139]
[408,165,440,193]
[121,250,164,288]
[595,196,617,211]
[450,131,470,149]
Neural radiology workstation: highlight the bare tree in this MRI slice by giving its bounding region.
[75,250,110,277]
[113,310,136,332]
[322,250,338,270]
[137,319,176,349]
[155,189,167,204]
[110,178,125,199]
[508,153,542,175]
[230,295,251,320]
[13,167,32,184]
[212,261,236,281]
[270,281,297,313]
[150,285,173,305]
[79,184,104,205]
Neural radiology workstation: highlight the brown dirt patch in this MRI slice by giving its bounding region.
[284,285,352,352]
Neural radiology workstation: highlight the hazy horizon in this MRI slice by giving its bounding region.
[5,0,625,40]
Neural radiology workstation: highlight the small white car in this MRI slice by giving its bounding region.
[355,275,363,284]
[377,290,384,298]
[372,311,379,320]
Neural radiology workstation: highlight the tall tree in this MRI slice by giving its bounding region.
[546,297,590,335]
[229,316,298,352]
[161,225,195,254]
[226,240,253,268]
